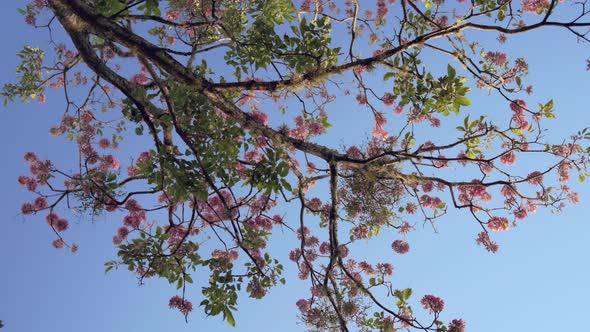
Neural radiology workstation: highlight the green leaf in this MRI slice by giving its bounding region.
[456,97,471,106]
[447,64,456,80]
[402,288,412,300]
[383,72,396,81]
[224,308,236,327]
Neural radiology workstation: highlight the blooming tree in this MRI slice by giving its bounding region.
[5,0,590,331]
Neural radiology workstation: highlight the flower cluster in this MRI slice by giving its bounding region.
[391,240,410,254]
[420,294,445,314]
[169,295,193,316]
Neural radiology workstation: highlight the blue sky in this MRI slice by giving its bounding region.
[1,2,590,332]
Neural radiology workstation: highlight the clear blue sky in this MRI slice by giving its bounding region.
[1,2,590,332]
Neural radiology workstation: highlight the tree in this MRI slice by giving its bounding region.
[4,0,590,331]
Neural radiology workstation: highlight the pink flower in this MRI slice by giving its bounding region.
[112,235,123,245]
[296,299,311,312]
[558,162,572,182]
[356,93,367,105]
[382,93,395,106]
[376,263,394,276]
[130,73,149,85]
[21,203,35,215]
[405,202,417,214]
[24,152,38,163]
[392,240,410,254]
[358,261,374,274]
[338,245,349,258]
[98,138,111,149]
[476,232,499,253]
[526,171,544,185]
[513,207,527,220]
[46,212,59,226]
[300,0,312,10]
[376,0,389,20]
[26,178,38,192]
[55,219,69,232]
[421,294,445,314]
[289,248,302,262]
[500,185,517,198]
[103,155,120,170]
[33,0,45,9]
[521,0,550,13]
[117,227,129,239]
[448,319,466,332]
[250,110,269,125]
[319,242,330,255]
[393,105,404,115]
[372,112,389,141]
[104,47,116,60]
[399,222,413,234]
[510,99,527,113]
[488,217,509,232]
[486,51,508,66]
[33,197,48,210]
[308,122,325,136]
[500,151,516,166]
[169,295,193,316]
[52,239,65,249]
[18,175,30,186]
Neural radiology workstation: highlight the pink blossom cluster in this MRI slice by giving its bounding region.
[391,239,410,254]
[352,225,369,239]
[376,0,390,20]
[487,216,509,232]
[420,294,445,314]
[169,295,193,316]
[20,196,48,215]
[448,319,466,332]
[128,151,152,176]
[509,99,529,129]
[405,202,418,214]
[376,262,394,276]
[130,72,149,85]
[244,215,275,233]
[420,195,443,209]
[500,184,517,199]
[486,51,509,66]
[458,181,491,205]
[553,144,581,157]
[558,162,572,182]
[46,212,69,232]
[500,151,517,166]
[200,190,238,222]
[526,171,544,185]
[121,199,146,230]
[476,231,499,253]
[250,110,269,126]
[296,298,311,312]
[289,116,309,140]
[398,222,413,234]
[287,116,326,140]
[300,0,312,11]
[247,278,267,298]
[521,0,550,13]
[382,93,395,106]
[18,152,52,193]
[372,112,389,141]
[211,249,239,268]
[478,157,494,174]
[513,207,528,220]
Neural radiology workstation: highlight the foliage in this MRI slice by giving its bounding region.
[6,0,590,331]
